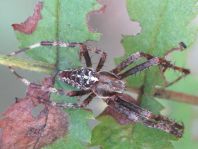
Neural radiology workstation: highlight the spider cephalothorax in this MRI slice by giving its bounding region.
[7,41,190,138]
[58,67,125,97]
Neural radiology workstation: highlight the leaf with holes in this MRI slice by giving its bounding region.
[2,0,100,148]
[91,0,198,149]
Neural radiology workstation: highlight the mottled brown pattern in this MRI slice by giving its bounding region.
[7,40,189,138]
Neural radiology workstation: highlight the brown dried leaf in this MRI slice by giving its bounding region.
[12,2,43,34]
[0,77,68,149]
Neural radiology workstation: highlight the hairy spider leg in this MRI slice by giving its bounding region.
[7,41,108,108]
[161,42,188,87]
[8,41,93,67]
[8,41,106,83]
[6,42,66,86]
[106,95,183,138]
[51,92,96,109]
[8,66,31,86]
[39,41,107,72]
[7,62,91,98]
[38,82,96,109]
[112,43,189,87]
[7,42,93,98]
[80,93,96,107]
[91,47,107,72]
[118,55,190,85]
[11,67,92,98]
[115,100,183,138]
[164,42,187,57]
[111,42,186,74]
[20,79,91,109]
[78,43,92,67]
[29,82,91,98]
[6,41,106,95]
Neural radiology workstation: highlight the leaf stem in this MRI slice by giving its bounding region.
[0,54,54,74]
[127,87,198,105]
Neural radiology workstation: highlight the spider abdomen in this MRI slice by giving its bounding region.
[58,67,98,89]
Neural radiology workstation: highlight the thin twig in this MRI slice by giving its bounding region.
[127,87,198,105]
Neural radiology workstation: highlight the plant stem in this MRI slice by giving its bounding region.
[127,87,198,105]
[0,54,54,74]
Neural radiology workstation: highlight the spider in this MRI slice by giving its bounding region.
[7,41,190,138]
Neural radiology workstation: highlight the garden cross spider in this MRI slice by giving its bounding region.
[7,41,190,138]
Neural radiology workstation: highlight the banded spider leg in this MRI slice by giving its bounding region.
[105,93,183,138]
[7,41,106,108]
[111,42,190,87]
[102,42,189,137]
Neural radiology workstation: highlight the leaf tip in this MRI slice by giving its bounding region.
[12,2,43,34]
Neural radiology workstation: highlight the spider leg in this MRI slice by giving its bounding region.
[79,44,92,67]
[7,41,95,108]
[112,43,189,87]
[8,66,31,86]
[41,41,107,71]
[66,90,91,96]
[105,94,156,120]
[48,93,96,109]
[164,42,187,57]
[116,102,183,138]
[8,41,93,67]
[46,42,107,71]
[118,57,160,79]
[8,41,106,84]
[8,65,91,97]
[161,42,188,87]
[111,42,186,74]
[53,89,91,97]
[81,45,107,72]
[111,51,153,74]
[78,44,107,71]
[92,48,107,72]
[106,94,183,138]
[6,41,92,87]
[28,83,92,108]
[164,74,186,88]
[80,93,96,107]
[46,100,82,109]
[28,82,91,97]
[118,56,190,85]
[12,41,107,70]
[8,41,81,56]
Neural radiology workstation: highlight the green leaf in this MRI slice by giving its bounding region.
[123,0,197,94]
[15,0,99,67]
[165,47,198,149]
[92,0,198,148]
[13,0,100,148]
[92,116,175,149]
[44,109,94,149]
[125,0,198,134]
